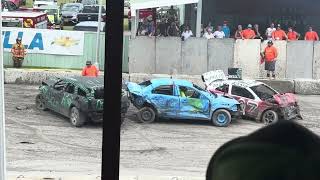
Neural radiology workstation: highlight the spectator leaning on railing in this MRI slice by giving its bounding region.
[272,24,287,40]
[203,28,215,39]
[305,26,319,41]
[265,23,276,40]
[234,25,244,39]
[242,24,256,39]
[213,26,225,39]
[287,27,300,41]
[254,24,263,41]
[222,21,231,38]
[181,25,193,41]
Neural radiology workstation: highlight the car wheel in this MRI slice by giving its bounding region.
[262,110,279,125]
[212,109,232,127]
[70,107,86,127]
[138,107,156,123]
[35,94,47,111]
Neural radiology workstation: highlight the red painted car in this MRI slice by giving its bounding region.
[202,70,302,124]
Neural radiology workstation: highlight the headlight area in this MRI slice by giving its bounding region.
[230,104,238,112]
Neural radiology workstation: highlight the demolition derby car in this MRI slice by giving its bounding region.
[126,78,241,127]
[202,70,302,124]
[35,76,130,127]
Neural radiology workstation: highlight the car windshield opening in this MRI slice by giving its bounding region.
[250,84,277,100]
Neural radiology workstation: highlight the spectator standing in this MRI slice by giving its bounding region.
[11,37,26,68]
[272,24,287,40]
[234,25,243,39]
[201,24,205,37]
[167,22,179,36]
[213,26,225,39]
[265,23,276,40]
[203,28,215,39]
[157,18,168,37]
[305,26,319,41]
[254,24,263,40]
[82,61,99,77]
[181,25,193,41]
[261,40,278,79]
[242,24,256,39]
[222,21,230,38]
[287,27,300,41]
[168,5,177,23]
[145,15,155,37]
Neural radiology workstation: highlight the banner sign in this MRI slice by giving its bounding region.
[1,27,84,56]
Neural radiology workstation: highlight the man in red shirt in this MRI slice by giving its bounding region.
[242,24,256,39]
[272,24,287,40]
[82,61,99,77]
[287,27,300,41]
[305,26,319,41]
[261,40,278,79]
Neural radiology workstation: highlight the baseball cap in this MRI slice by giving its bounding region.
[268,40,273,44]
[86,61,92,65]
[248,24,252,28]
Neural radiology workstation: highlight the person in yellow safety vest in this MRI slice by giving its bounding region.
[11,37,27,68]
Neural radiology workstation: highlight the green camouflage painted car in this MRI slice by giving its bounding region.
[35,76,130,127]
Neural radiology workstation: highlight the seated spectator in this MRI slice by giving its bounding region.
[203,28,215,39]
[167,22,179,36]
[242,24,256,39]
[234,25,243,39]
[213,26,225,39]
[181,25,193,41]
[305,26,319,41]
[272,24,287,40]
[287,27,300,41]
[206,121,320,180]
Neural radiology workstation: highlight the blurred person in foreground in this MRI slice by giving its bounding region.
[82,61,99,77]
[206,120,320,180]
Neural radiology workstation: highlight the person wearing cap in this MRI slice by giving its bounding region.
[287,27,300,41]
[305,26,319,41]
[265,23,276,40]
[222,21,230,38]
[261,40,278,79]
[242,24,256,39]
[82,61,99,77]
[272,24,287,40]
[206,121,320,180]
[11,37,26,68]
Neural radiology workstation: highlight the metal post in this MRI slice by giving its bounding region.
[95,0,103,69]
[0,2,7,180]
[196,0,202,37]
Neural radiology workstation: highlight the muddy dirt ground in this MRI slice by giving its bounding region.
[4,84,320,177]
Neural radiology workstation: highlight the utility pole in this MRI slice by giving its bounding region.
[95,0,103,69]
[0,2,7,180]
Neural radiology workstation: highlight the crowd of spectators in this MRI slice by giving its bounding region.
[136,10,319,42]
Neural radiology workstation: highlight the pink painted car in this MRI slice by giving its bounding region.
[202,70,302,124]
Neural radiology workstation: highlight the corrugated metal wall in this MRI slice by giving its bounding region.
[3,32,130,72]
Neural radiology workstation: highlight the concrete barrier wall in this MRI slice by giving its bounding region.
[181,38,208,75]
[128,36,156,74]
[234,39,261,78]
[313,42,320,79]
[156,37,182,74]
[208,39,234,75]
[260,41,287,79]
[287,41,314,79]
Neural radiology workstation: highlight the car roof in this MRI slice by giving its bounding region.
[211,79,263,88]
[34,5,59,9]
[63,76,104,88]
[150,78,193,87]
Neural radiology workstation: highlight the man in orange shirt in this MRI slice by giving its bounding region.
[242,24,256,39]
[272,24,287,40]
[287,27,300,41]
[305,26,319,41]
[82,61,99,77]
[261,40,278,79]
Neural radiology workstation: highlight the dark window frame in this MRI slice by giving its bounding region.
[231,85,255,99]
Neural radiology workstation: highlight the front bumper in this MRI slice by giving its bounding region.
[280,105,302,120]
[230,110,241,119]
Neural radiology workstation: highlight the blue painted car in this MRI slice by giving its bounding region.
[127,78,241,127]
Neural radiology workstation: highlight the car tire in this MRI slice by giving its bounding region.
[262,110,279,125]
[35,94,48,111]
[138,107,156,124]
[70,107,86,127]
[212,109,232,127]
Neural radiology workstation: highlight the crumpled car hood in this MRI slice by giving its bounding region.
[273,93,297,107]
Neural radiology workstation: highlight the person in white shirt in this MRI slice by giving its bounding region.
[213,26,225,39]
[181,25,193,41]
[265,23,276,40]
[204,28,215,39]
